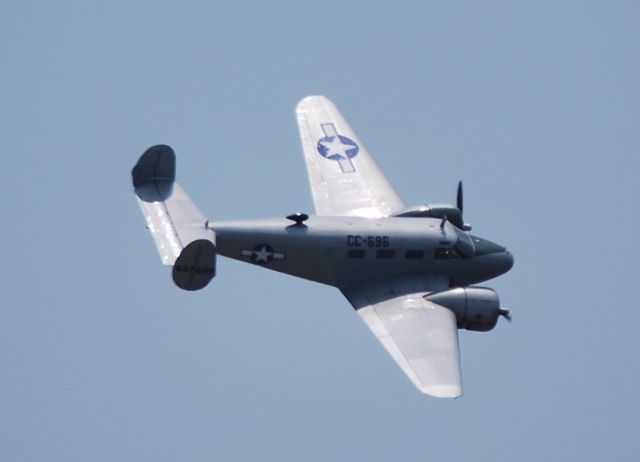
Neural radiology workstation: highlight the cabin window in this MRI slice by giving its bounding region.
[376,249,396,259]
[405,250,425,260]
[348,249,366,258]
[434,247,461,260]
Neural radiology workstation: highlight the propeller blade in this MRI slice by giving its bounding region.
[456,180,464,214]
[499,308,512,322]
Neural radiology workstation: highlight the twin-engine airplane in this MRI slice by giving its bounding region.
[132,96,514,398]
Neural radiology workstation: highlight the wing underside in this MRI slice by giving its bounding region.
[296,95,405,218]
[343,280,463,398]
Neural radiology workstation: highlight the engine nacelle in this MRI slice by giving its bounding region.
[425,287,503,332]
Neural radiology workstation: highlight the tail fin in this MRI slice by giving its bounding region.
[132,145,216,291]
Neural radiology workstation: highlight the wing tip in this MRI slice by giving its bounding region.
[296,94,332,112]
[418,384,463,399]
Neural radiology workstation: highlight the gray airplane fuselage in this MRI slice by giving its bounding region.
[211,216,513,289]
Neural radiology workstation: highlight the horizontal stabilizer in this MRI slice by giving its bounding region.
[132,145,216,290]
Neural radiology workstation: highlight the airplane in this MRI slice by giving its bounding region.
[131,95,514,398]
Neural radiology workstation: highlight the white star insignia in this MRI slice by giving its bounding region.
[253,245,272,263]
[320,136,356,158]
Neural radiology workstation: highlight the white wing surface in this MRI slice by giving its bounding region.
[296,95,405,218]
[343,281,463,398]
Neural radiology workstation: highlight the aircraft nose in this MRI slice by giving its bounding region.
[501,250,514,273]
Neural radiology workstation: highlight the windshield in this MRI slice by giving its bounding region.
[471,235,506,256]
[453,227,475,258]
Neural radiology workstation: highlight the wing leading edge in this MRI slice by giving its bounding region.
[296,95,405,218]
[343,280,463,398]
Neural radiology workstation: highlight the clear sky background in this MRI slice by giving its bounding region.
[2,1,639,460]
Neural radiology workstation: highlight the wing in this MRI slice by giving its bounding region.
[296,95,406,218]
[343,281,463,398]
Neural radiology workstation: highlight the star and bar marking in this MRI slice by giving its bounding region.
[241,244,286,265]
[316,123,359,173]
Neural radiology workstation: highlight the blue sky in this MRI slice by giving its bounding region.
[2,1,639,460]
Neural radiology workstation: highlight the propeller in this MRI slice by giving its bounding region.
[456,181,472,231]
[498,307,512,322]
[457,180,464,215]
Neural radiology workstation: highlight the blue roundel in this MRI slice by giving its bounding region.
[317,135,359,161]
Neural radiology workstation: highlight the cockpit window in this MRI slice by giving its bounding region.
[453,227,475,258]
[434,247,461,260]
